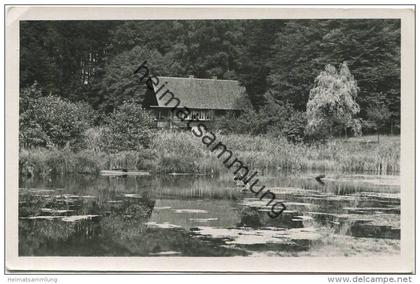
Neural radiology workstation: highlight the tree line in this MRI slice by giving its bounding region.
[20,19,400,144]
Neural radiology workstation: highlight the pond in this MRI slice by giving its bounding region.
[18,170,400,256]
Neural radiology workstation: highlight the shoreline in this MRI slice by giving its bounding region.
[19,132,401,178]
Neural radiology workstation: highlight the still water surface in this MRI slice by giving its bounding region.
[19,171,400,256]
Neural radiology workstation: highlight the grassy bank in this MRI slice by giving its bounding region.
[20,132,400,177]
[151,132,399,174]
[19,148,157,177]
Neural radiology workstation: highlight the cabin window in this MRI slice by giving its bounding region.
[192,111,198,120]
[206,110,214,120]
[199,110,206,120]
[185,111,192,120]
[164,109,217,121]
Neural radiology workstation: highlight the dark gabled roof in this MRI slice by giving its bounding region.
[150,76,246,110]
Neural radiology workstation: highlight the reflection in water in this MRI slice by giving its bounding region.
[19,171,400,256]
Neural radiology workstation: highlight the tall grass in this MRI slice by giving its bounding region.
[19,148,105,177]
[150,131,400,175]
[19,132,400,177]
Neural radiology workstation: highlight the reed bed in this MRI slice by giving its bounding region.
[20,132,400,177]
[152,131,399,174]
[19,148,105,177]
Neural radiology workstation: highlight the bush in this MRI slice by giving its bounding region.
[102,101,155,153]
[214,94,297,138]
[19,82,43,114]
[214,109,266,135]
[282,111,307,143]
[260,94,293,135]
[20,95,96,149]
[213,112,241,134]
[83,127,107,152]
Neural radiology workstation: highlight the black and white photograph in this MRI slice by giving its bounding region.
[4,5,415,274]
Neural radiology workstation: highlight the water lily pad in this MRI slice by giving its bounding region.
[61,215,99,222]
[174,209,208,214]
[146,222,181,229]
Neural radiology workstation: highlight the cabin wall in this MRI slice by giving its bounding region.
[153,108,238,129]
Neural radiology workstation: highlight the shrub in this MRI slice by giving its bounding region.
[19,82,43,114]
[214,94,296,138]
[102,101,155,153]
[260,94,293,135]
[233,109,266,135]
[83,127,106,152]
[213,112,241,134]
[19,95,96,149]
[282,111,307,143]
[19,119,52,148]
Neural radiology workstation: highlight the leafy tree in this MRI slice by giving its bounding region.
[108,21,178,55]
[366,102,391,143]
[107,20,246,80]
[268,19,400,125]
[101,101,155,153]
[20,21,116,104]
[267,20,326,111]
[20,22,59,94]
[237,20,284,109]
[168,21,246,79]
[99,46,175,112]
[318,20,400,131]
[306,62,360,139]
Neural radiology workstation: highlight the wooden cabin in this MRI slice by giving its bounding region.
[143,76,246,129]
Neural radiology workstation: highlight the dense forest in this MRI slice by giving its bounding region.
[20,20,400,140]
[19,19,401,177]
